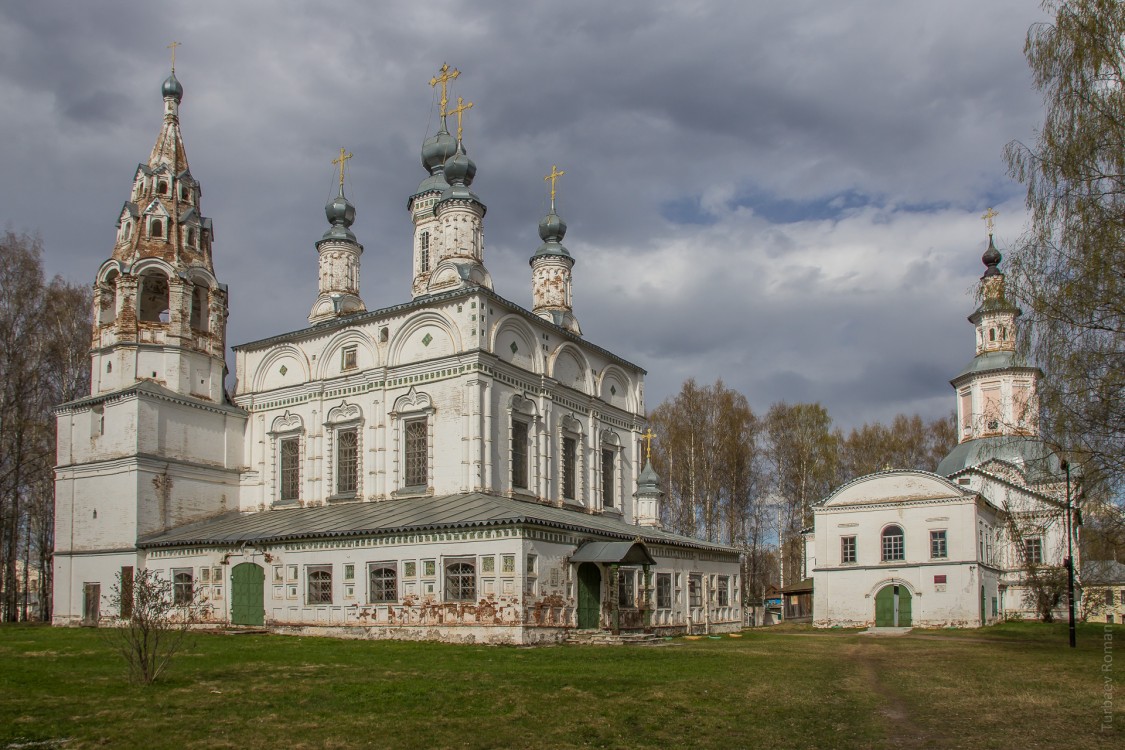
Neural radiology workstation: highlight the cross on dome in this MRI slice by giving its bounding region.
[429,63,461,117]
[545,165,565,211]
[449,96,473,142]
[981,206,998,235]
[332,147,353,189]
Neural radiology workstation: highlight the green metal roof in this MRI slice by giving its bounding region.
[936,435,1062,483]
[138,492,736,555]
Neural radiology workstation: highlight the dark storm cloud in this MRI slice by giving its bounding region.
[0,0,1047,430]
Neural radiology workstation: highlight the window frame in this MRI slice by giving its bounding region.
[881,525,905,562]
[1024,536,1043,565]
[368,562,398,604]
[656,572,672,609]
[171,568,193,607]
[444,559,476,602]
[279,435,301,503]
[341,345,358,371]
[717,575,730,607]
[688,574,703,608]
[561,435,577,501]
[601,447,615,508]
[306,564,333,605]
[617,569,636,609]
[930,529,948,559]
[335,426,359,498]
[511,419,529,490]
[403,417,428,489]
[841,535,857,564]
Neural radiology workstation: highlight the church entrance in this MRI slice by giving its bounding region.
[874,584,911,627]
[231,563,265,626]
[576,563,601,629]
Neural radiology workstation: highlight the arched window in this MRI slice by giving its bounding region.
[157,179,168,195]
[137,270,170,323]
[306,565,332,604]
[368,564,397,603]
[150,219,163,238]
[444,560,475,601]
[186,228,195,247]
[882,525,905,562]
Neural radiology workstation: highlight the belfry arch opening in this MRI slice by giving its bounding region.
[190,283,208,331]
[98,271,118,326]
[138,270,170,323]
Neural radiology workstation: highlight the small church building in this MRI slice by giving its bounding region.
[51,66,742,643]
[805,233,1075,628]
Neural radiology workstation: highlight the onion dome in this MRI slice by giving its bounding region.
[439,141,481,204]
[637,460,662,495]
[162,72,183,103]
[421,116,457,173]
[981,235,1002,277]
[321,185,357,243]
[531,209,572,261]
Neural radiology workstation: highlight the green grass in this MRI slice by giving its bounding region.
[0,622,1120,749]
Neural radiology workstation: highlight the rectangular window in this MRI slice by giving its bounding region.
[501,554,515,574]
[445,559,476,602]
[526,554,537,576]
[602,448,615,508]
[342,345,357,370]
[512,420,529,490]
[618,570,636,609]
[959,390,972,432]
[841,536,857,564]
[688,574,702,608]
[172,568,193,606]
[336,428,358,496]
[404,419,427,488]
[1107,590,1115,606]
[368,563,397,603]
[306,565,332,604]
[280,436,300,502]
[481,556,495,574]
[717,576,730,607]
[423,560,436,578]
[1024,537,1043,565]
[656,573,672,609]
[983,385,1001,431]
[403,561,417,578]
[343,564,355,582]
[561,436,577,500]
[930,530,948,559]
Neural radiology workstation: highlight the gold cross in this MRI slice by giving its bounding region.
[544,165,565,207]
[332,147,353,189]
[640,428,656,462]
[429,63,461,117]
[449,96,473,141]
[167,41,181,73]
[981,207,998,235]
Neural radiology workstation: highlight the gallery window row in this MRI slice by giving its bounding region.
[274,555,536,606]
[838,527,950,564]
[272,408,627,506]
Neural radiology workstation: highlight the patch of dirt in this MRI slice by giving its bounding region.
[847,641,953,750]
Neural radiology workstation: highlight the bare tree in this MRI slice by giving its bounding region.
[1004,0,1125,501]
[764,402,839,584]
[103,568,195,685]
[838,413,957,482]
[0,230,91,621]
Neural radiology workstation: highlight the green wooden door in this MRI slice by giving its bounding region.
[577,563,601,629]
[875,585,912,627]
[897,587,911,626]
[231,563,265,626]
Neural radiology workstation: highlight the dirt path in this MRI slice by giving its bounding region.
[846,640,953,750]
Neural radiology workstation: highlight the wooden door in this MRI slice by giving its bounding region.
[874,585,894,627]
[576,563,601,629]
[231,563,265,626]
[82,583,100,626]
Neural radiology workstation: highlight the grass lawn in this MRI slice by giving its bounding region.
[0,622,1119,749]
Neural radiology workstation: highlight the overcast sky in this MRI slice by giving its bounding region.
[0,0,1050,430]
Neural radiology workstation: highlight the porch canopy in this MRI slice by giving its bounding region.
[570,540,656,566]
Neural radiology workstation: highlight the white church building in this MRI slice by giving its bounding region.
[805,233,1075,628]
[51,67,742,643]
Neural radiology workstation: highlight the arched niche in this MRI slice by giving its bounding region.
[597,365,632,411]
[491,316,541,374]
[389,311,460,366]
[252,344,312,393]
[550,344,592,394]
[137,268,170,323]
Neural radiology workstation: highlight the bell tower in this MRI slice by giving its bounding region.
[530,164,581,335]
[90,63,228,402]
[950,211,1041,444]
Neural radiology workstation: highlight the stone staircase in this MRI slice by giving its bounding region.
[565,629,664,646]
